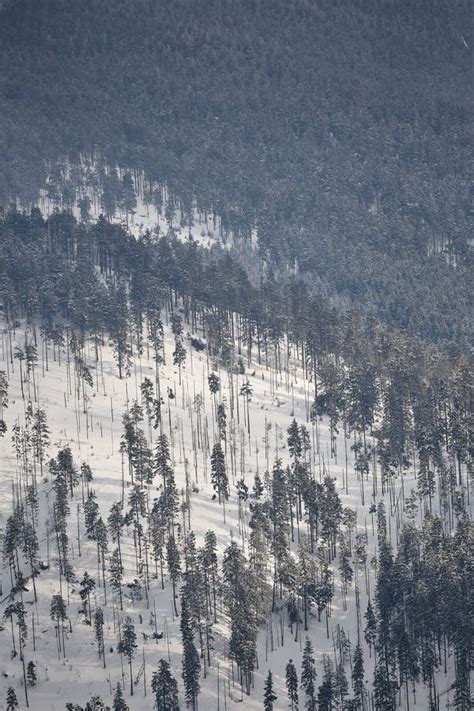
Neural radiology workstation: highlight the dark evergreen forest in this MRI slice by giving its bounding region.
[0,0,472,345]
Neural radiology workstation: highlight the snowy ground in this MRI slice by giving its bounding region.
[15,159,258,251]
[0,316,459,710]
[36,185,223,247]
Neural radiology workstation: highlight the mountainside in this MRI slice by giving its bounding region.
[0,0,472,344]
[0,209,472,710]
[0,2,472,710]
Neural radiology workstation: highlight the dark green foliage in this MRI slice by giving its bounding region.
[0,370,8,436]
[94,608,106,667]
[6,687,18,711]
[264,670,277,711]
[351,644,364,708]
[152,659,180,711]
[208,372,220,395]
[109,548,124,609]
[222,542,258,695]
[301,638,317,711]
[50,593,67,622]
[285,658,298,710]
[84,697,109,711]
[27,660,37,686]
[210,441,228,504]
[117,616,137,696]
[79,572,96,623]
[180,596,200,710]
[166,535,181,617]
[317,657,335,711]
[364,602,377,655]
[112,684,128,711]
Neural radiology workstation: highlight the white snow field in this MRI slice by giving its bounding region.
[0,315,459,710]
[25,160,257,250]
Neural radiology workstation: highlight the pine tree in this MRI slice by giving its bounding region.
[155,434,179,526]
[239,379,253,435]
[5,597,30,707]
[317,657,334,711]
[287,419,302,461]
[140,378,155,420]
[264,670,277,711]
[180,595,200,710]
[109,548,124,610]
[364,601,377,658]
[117,616,137,696]
[301,637,317,711]
[112,683,129,711]
[2,511,20,584]
[217,403,227,441]
[297,540,316,631]
[210,441,228,504]
[167,535,181,617]
[84,491,99,541]
[6,687,18,711]
[334,662,349,710]
[109,281,132,378]
[270,460,290,610]
[27,661,37,687]
[182,532,207,667]
[222,542,258,695]
[149,495,167,588]
[200,530,219,623]
[338,540,353,611]
[208,372,220,395]
[151,659,180,711]
[50,593,68,658]
[32,406,49,475]
[94,516,109,600]
[0,369,8,436]
[22,519,40,601]
[84,694,108,710]
[4,600,27,659]
[286,659,299,711]
[373,652,396,711]
[94,608,106,668]
[80,462,94,500]
[120,172,137,219]
[351,643,365,709]
[173,339,186,383]
[79,572,96,623]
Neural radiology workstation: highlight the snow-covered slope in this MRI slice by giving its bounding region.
[0,316,458,710]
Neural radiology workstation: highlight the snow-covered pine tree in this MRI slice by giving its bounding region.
[210,441,228,505]
[6,687,19,711]
[351,643,365,709]
[117,616,137,696]
[286,658,299,711]
[166,535,181,617]
[112,683,129,711]
[263,670,277,711]
[27,660,37,687]
[50,593,68,658]
[79,572,96,623]
[151,659,180,711]
[301,637,317,711]
[180,595,200,710]
[109,548,124,610]
[94,607,106,668]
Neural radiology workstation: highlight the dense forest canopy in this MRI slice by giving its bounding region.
[0,0,472,345]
